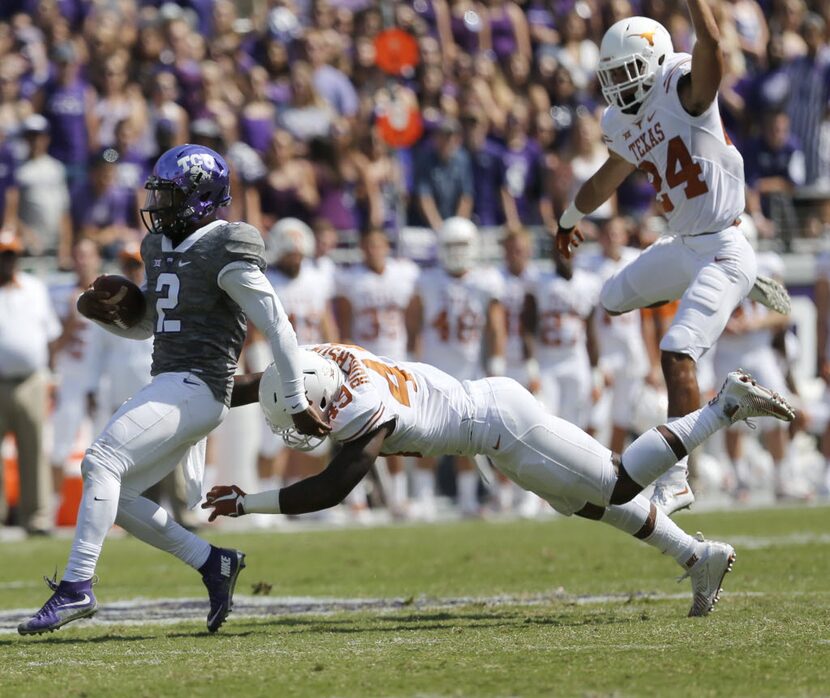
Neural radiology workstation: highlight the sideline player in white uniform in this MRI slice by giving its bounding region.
[405,217,506,516]
[524,239,601,431]
[205,344,795,617]
[554,3,790,515]
[257,218,338,506]
[19,145,329,635]
[334,229,418,516]
[48,239,101,496]
[496,230,543,514]
[817,250,830,497]
[580,218,650,453]
[714,252,796,499]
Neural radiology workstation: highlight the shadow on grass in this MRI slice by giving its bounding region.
[3,634,152,645]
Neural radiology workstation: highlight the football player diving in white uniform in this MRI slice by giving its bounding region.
[19,145,329,636]
[204,344,794,617]
[555,1,791,516]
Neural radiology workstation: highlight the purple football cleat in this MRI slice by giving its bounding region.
[200,546,246,633]
[18,575,97,635]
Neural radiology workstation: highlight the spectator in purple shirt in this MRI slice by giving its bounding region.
[500,101,546,230]
[460,105,504,227]
[37,42,94,197]
[745,110,805,242]
[304,30,359,119]
[73,147,138,259]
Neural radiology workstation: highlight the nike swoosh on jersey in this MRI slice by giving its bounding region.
[178,260,192,267]
[183,377,200,386]
[56,594,91,610]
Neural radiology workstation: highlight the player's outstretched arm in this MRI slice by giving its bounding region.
[681,0,723,115]
[202,422,393,519]
[557,152,635,259]
[218,262,330,437]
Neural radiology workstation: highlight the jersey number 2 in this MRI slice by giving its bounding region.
[639,136,709,213]
[156,272,181,333]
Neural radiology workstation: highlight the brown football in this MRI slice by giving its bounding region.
[92,274,146,329]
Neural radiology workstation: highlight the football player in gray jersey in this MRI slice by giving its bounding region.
[19,144,329,636]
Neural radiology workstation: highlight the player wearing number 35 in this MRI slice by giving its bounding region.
[18,144,330,636]
[554,2,791,518]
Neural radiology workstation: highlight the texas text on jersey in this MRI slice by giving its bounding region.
[601,53,745,236]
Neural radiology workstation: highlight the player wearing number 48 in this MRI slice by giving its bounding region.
[554,1,792,518]
[18,144,330,637]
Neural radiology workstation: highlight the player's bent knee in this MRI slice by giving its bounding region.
[80,445,122,481]
[574,502,606,520]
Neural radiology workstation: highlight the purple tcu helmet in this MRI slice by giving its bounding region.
[140,144,231,237]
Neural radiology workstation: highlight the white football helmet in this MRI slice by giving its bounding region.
[438,217,478,274]
[597,17,673,114]
[266,217,314,265]
[258,349,343,451]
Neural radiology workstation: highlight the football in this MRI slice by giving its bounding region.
[90,274,146,329]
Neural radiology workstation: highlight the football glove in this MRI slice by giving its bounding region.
[202,485,247,522]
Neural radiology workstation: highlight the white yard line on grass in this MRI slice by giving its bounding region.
[3,589,829,635]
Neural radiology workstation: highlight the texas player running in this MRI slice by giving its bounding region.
[406,217,506,516]
[19,144,329,636]
[555,3,790,516]
[206,344,795,617]
[334,229,418,516]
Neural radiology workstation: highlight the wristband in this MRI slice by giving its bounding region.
[524,358,540,382]
[241,490,282,515]
[487,356,507,376]
[559,203,586,230]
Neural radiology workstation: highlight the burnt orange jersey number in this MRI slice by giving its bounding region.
[639,136,709,213]
[363,359,417,406]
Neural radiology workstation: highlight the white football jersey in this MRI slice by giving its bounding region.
[529,269,600,364]
[602,53,745,235]
[416,266,504,377]
[334,258,419,359]
[311,343,479,457]
[48,282,97,390]
[266,261,330,345]
[581,248,649,376]
[499,264,540,366]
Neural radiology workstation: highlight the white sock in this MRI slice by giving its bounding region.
[621,428,678,488]
[63,454,121,582]
[457,471,479,513]
[116,496,211,570]
[645,506,699,565]
[413,468,435,503]
[601,494,697,565]
[664,406,729,455]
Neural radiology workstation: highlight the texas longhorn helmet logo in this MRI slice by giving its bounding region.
[627,29,657,46]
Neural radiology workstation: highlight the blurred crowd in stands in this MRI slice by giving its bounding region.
[2,0,830,533]
[0,0,827,266]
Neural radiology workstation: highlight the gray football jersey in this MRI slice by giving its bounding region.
[141,221,266,405]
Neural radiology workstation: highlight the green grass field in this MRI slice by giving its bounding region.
[2,505,829,698]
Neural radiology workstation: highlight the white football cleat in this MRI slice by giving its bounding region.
[710,369,795,424]
[651,482,695,517]
[748,275,791,315]
[680,533,736,617]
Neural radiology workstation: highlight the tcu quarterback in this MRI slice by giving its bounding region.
[205,345,794,617]
[555,1,791,516]
[19,145,329,636]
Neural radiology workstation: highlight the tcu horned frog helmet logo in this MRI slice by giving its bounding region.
[140,144,231,237]
[597,17,673,115]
